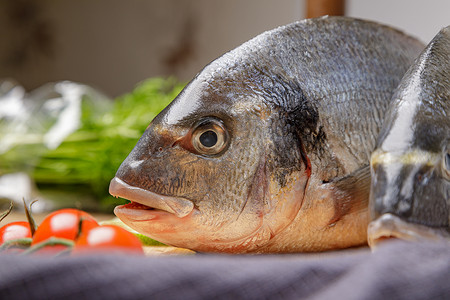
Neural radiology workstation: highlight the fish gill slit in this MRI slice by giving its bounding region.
[297,133,311,210]
[236,194,250,221]
[237,157,267,221]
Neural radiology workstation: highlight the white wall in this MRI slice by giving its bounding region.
[0,0,448,97]
[348,0,450,43]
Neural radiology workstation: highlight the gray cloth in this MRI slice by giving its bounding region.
[0,240,448,300]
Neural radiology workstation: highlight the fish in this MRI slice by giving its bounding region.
[109,16,424,253]
[368,26,450,248]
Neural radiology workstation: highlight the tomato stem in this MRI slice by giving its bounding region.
[0,237,32,251]
[0,202,14,223]
[75,216,85,241]
[22,237,74,255]
[22,198,37,236]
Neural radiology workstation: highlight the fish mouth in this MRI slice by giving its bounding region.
[109,177,194,219]
[367,213,450,249]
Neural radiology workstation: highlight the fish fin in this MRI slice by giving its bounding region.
[328,165,370,225]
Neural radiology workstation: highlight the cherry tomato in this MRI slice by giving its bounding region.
[0,221,32,244]
[32,208,99,246]
[72,225,144,255]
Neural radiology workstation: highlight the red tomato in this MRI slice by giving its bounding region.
[32,209,99,246]
[72,225,144,255]
[0,221,32,244]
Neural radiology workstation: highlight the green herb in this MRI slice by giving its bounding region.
[2,78,185,212]
[134,233,167,247]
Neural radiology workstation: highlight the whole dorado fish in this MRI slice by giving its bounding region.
[109,16,424,253]
[368,26,450,247]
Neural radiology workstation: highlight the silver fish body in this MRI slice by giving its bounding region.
[109,16,424,253]
[369,26,450,247]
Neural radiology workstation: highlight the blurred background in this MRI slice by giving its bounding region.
[0,0,449,214]
[0,0,449,97]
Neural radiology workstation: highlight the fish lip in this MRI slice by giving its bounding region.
[109,177,194,218]
[367,213,450,249]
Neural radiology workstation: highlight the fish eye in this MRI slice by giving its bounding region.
[191,119,228,155]
[199,130,218,148]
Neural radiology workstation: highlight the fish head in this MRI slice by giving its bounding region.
[368,95,450,246]
[369,143,450,246]
[371,138,450,221]
[109,52,309,253]
[109,17,427,252]
[368,25,450,248]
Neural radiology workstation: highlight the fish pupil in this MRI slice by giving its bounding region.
[200,130,218,148]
